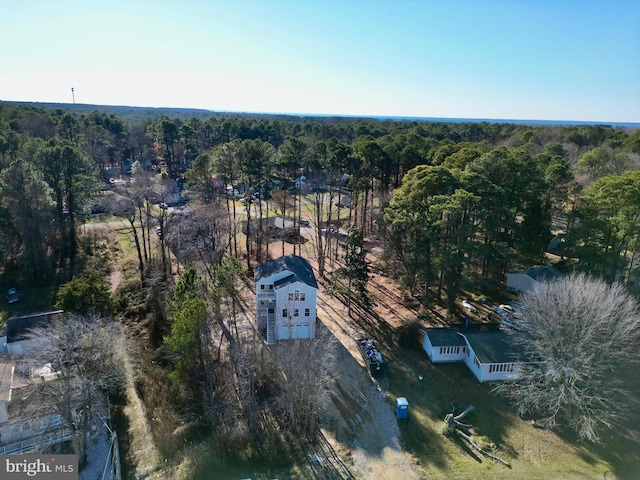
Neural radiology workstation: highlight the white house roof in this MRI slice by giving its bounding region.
[254,255,318,289]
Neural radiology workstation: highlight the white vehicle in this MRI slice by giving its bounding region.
[462,300,477,313]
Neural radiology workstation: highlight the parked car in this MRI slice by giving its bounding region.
[298,219,310,226]
[7,288,20,304]
[159,202,169,210]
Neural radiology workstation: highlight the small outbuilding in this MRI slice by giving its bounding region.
[396,397,409,419]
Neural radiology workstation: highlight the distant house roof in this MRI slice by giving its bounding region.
[254,255,318,289]
[518,265,562,282]
[462,331,526,364]
[3,311,63,343]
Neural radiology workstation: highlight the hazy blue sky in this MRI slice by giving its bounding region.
[1,0,639,122]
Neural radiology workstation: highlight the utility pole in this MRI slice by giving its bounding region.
[71,87,75,104]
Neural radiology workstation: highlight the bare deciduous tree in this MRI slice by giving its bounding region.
[268,327,337,436]
[165,201,230,279]
[22,314,126,462]
[495,273,640,443]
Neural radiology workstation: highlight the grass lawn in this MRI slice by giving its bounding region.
[384,341,639,479]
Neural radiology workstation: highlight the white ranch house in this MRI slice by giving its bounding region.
[255,255,318,344]
[421,327,534,383]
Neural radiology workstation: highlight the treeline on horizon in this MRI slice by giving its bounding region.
[1,99,640,292]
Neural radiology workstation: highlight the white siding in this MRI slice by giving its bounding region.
[421,330,467,362]
[6,342,23,356]
[464,355,523,383]
[421,330,435,360]
[275,281,317,340]
[431,345,467,362]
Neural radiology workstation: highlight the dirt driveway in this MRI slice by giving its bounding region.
[266,232,430,479]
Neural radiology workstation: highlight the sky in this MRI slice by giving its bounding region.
[1,0,639,123]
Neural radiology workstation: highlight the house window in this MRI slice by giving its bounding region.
[260,300,265,305]
[294,309,299,317]
[287,290,305,302]
[268,284,273,289]
[474,356,480,369]
[268,308,274,314]
[260,284,265,290]
[304,308,310,317]
[282,309,288,318]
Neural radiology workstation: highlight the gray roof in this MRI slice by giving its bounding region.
[423,328,467,347]
[254,255,318,289]
[3,311,63,343]
[519,265,562,282]
[463,331,526,364]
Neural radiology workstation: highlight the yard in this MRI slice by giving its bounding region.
[291,226,640,480]
[4,208,637,480]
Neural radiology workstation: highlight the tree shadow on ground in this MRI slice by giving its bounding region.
[386,344,521,470]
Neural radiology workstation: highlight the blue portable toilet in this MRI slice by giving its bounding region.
[396,397,409,419]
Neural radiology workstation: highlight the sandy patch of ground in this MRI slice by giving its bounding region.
[265,233,425,479]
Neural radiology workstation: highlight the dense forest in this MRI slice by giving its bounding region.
[1,100,640,476]
[1,100,639,290]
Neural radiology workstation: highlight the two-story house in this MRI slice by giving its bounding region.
[254,255,319,344]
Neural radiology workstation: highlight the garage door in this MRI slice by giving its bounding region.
[291,325,310,339]
[277,324,311,339]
